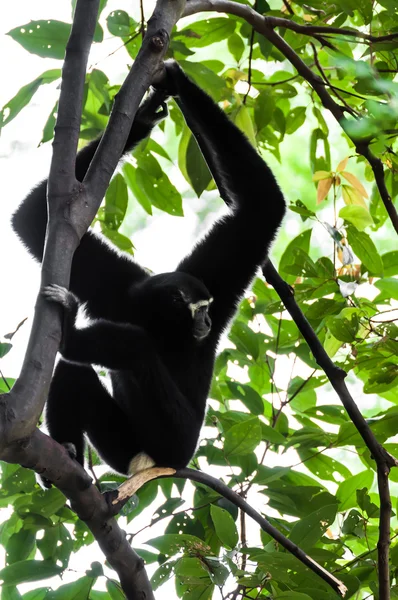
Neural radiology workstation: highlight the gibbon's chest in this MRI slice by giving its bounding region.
[162,344,216,403]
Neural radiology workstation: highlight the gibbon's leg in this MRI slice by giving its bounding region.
[12,89,168,322]
[44,285,202,469]
[161,62,286,339]
[46,360,141,474]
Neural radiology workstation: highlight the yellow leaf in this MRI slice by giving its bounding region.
[313,170,332,182]
[341,184,367,208]
[336,157,349,172]
[341,171,368,198]
[317,177,333,204]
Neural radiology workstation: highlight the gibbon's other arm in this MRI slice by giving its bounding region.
[162,62,286,339]
[12,89,168,322]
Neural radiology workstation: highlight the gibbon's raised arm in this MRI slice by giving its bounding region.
[162,62,286,339]
[12,89,168,322]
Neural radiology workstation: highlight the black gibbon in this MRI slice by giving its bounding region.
[12,61,286,476]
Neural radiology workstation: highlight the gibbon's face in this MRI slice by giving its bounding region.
[136,272,213,341]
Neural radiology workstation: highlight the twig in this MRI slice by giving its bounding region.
[310,41,358,117]
[281,0,294,15]
[243,0,257,105]
[111,467,348,597]
[0,367,11,391]
[140,0,146,38]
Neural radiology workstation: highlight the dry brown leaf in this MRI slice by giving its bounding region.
[336,157,349,172]
[341,171,369,198]
[317,177,333,204]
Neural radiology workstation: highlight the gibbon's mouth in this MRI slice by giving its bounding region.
[193,330,210,341]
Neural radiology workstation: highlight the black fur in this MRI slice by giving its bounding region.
[12,61,286,475]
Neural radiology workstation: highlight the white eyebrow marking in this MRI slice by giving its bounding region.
[188,298,213,318]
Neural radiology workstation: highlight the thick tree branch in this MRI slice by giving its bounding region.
[0,0,101,445]
[183,0,398,234]
[3,430,155,600]
[262,260,396,600]
[112,468,348,597]
[1,0,186,596]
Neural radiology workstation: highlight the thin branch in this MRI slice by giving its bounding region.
[262,260,396,600]
[140,0,146,38]
[183,0,398,233]
[243,0,257,105]
[281,0,294,15]
[112,467,348,597]
[262,261,396,468]
[310,41,358,117]
[261,15,398,43]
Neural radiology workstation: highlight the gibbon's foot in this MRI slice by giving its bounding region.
[39,442,78,489]
[152,59,180,97]
[137,88,169,126]
[103,489,130,518]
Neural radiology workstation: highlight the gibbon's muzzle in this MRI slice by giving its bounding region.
[193,307,212,340]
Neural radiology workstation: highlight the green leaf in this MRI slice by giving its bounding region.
[226,382,264,415]
[105,174,128,230]
[234,105,256,147]
[336,470,374,511]
[135,152,183,216]
[46,576,94,599]
[374,278,398,301]
[382,251,398,277]
[279,229,312,283]
[8,21,71,59]
[286,106,306,134]
[224,418,262,456]
[210,505,239,549]
[177,18,236,48]
[185,131,213,197]
[106,580,125,600]
[339,205,374,231]
[0,343,12,358]
[180,60,226,102]
[40,100,58,145]
[123,163,152,215]
[6,529,36,565]
[29,488,66,518]
[150,561,176,591]
[229,321,260,360]
[146,534,210,556]
[254,90,275,132]
[228,32,245,63]
[347,226,383,276]
[274,593,312,600]
[1,70,61,128]
[0,560,63,587]
[289,504,338,550]
[326,309,359,342]
[22,588,49,600]
[107,10,136,37]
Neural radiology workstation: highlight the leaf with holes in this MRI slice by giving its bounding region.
[224,418,262,456]
[8,21,71,59]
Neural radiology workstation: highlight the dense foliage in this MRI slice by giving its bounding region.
[0,0,397,598]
